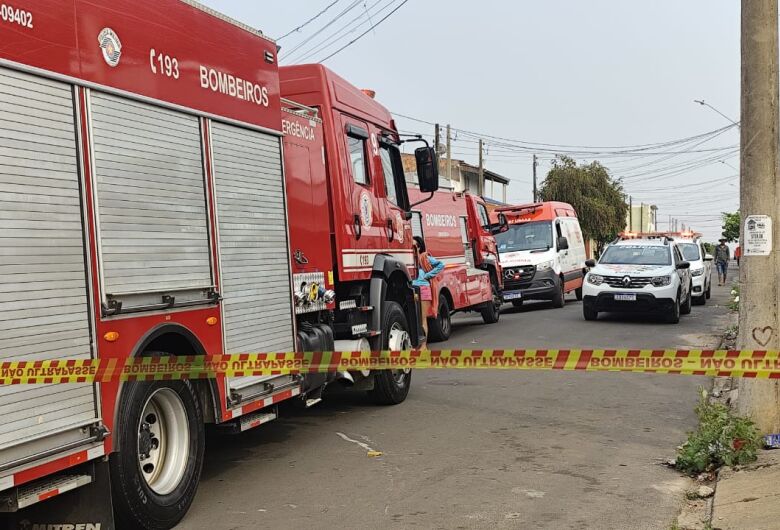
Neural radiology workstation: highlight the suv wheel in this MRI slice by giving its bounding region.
[705,280,712,299]
[666,293,681,324]
[681,284,693,315]
[583,305,598,321]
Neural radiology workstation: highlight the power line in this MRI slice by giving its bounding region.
[282,0,364,59]
[291,0,394,63]
[319,0,409,62]
[277,0,341,41]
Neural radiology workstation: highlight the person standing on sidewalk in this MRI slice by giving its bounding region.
[412,236,444,349]
[735,244,741,266]
[715,238,731,286]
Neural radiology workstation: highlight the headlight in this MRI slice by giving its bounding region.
[691,268,704,277]
[587,274,604,286]
[536,260,555,271]
[651,275,672,287]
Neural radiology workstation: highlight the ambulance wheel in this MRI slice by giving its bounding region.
[511,300,524,308]
[369,301,412,405]
[551,277,565,308]
[111,379,204,529]
[427,293,451,342]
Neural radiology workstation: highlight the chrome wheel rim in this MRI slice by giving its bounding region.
[137,388,189,495]
[388,322,411,385]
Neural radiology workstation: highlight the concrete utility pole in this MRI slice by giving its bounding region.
[629,196,633,231]
[446,124,452,186]
[640,203,644,232]
[478,139,484,196]
[737,0,780,433]
[434,123,440,156]
[532,154,538,202]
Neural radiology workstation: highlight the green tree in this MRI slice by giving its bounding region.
[539,156,628,250]
[722,211,740,242]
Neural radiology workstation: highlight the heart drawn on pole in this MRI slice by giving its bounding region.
[752,326,775,347]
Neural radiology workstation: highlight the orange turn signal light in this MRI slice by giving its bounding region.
[206,317,218,326]
[103,331,120,342]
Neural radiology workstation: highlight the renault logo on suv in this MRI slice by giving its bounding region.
[622,276,632,287]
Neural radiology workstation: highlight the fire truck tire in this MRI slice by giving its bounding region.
[480,297,501,324]
[369,301,412,405]
[427,293,451,342]
[110,379,205,530]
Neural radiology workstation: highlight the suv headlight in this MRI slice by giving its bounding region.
[536,260,555,271]
[651,275,672,287]
[587,274,604,286]
[691,268,704,277]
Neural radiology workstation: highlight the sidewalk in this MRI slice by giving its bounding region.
[711,449,780,529]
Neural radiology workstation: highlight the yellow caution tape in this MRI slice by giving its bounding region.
[1,350,780,385]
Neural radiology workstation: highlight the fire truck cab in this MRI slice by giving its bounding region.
[407,189,506,341]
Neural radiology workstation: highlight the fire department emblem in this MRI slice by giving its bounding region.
[98,28,122,67]
[359,192,372,228]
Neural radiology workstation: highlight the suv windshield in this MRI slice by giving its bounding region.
[678,243,701,261]
[495,221,552,252]
[600,245,671,265]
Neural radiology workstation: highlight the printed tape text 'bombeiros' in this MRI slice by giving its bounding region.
[3,350,780,385]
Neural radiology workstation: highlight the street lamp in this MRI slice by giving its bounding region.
[693,99,740,127]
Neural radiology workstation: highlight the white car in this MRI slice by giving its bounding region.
[582,238,693,323]
[669,236,712,305]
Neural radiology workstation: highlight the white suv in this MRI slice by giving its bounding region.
[582,238,693,323]
[669,236,712,305]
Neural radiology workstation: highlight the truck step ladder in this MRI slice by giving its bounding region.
[10,473,93,511]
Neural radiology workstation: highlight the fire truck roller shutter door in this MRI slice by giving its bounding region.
[0,68,99,469]
[89,92,212,308]
[210,121,295,395]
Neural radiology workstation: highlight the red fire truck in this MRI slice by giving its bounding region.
[407,189,506,341]
[0,2,437,528]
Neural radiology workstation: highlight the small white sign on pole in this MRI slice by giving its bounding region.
[744,215,773,256]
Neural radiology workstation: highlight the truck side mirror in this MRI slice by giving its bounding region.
[557,236,569,251]
[415,146,439,193]
[704,254,714,262]
[489,213,509,235]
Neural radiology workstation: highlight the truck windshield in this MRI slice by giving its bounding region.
[678,243,701,261]
[600,245,671,265]
[495,221,552,252]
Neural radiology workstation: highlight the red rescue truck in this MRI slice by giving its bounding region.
[0,2,438,528]
[407,189,506,341]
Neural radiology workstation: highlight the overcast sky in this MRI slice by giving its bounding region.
[202,0,740,242]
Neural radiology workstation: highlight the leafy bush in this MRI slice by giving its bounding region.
[676,389,762,474]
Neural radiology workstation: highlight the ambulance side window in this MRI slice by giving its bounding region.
[346,131,369,185]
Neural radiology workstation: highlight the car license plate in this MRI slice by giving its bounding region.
[614,293,636,302]
[504,290,522,301]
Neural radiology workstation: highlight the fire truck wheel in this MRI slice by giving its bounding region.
[110,379,205,529]
[427,293,451,342]
[369,301,412,405]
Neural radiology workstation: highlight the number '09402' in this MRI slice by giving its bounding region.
[1,5,34,28]
[149,49,180,80]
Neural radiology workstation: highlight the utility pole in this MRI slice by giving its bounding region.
[434,123,440,156]
[640,203,644,232]
[446,124,452,187]
[629,196,633,231]
[532,154,538,202]
[737,0,780,433]
[478,138,484,196]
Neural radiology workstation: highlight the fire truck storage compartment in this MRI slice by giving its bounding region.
[0,68,99,471]
[210,121,296,399]
[89,92,213,311]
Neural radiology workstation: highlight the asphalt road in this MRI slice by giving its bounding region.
[181,278,735,530]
